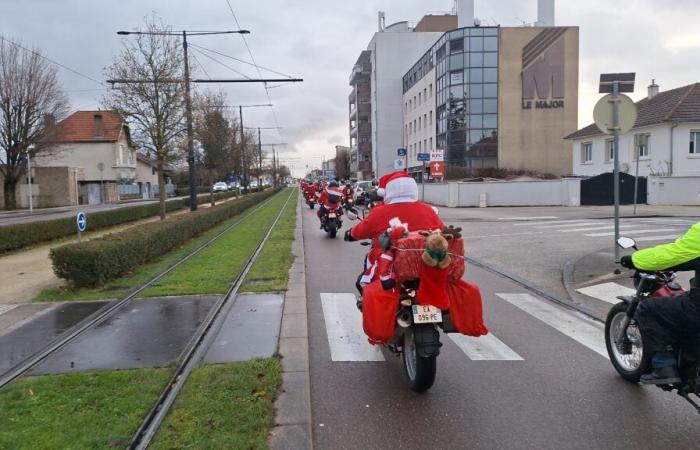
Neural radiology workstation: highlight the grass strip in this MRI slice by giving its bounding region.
[138,189,292,297]
[0,368,171,449]
[241,188,298,292]
[34,190,287,302]
[151,359,281,450]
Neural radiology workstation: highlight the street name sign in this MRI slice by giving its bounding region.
[397,148,407,157]
[417,152,430,162]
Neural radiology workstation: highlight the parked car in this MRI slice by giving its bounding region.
[354,181,372,204]
[227,181,239,190]
[213,182,228,193]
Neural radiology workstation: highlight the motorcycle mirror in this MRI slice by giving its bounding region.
[617,236,637,249]
[360,241,371,246]
[347,209,359,221]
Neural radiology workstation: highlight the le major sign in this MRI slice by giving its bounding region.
[521,28,568,111]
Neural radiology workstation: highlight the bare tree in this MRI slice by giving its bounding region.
[0,38,69,210]
[194,90,233,204]
[103,16,186,219]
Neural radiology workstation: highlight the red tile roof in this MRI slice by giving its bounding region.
[52,110,127,143]
[565,83,700,140]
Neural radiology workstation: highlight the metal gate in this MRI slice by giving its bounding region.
[87,183,102,205]
[580,172,647,206]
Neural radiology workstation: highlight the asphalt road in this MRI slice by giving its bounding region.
[302,205,700,450]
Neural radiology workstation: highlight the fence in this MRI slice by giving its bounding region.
[419,178,581,207]
[647,176,700,205]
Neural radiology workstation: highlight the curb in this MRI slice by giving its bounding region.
[269,193,313,450]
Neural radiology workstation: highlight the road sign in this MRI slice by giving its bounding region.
[417,152,430,162]
[593,94,637,135]
[76,212,87,232]
[430,149,444,162]
[397,148,407,157]
[429,161,445,178]
[394,159,406,170]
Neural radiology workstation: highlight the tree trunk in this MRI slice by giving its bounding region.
[3,174,18,210]
[209,169,215,207]
[157,160,166,220]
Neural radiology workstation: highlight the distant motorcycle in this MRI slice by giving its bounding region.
[321,205,342,238]
[343,196,355,211]
[305,192,316,209]
[606,236,700,413]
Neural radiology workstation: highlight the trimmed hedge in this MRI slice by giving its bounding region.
[50,189,279,287]
[0,191,244,254]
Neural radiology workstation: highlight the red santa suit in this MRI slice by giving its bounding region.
[350,172,443,284]
[317,186,344,219]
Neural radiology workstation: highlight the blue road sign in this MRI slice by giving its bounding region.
[417,152,430,162]
[76,212,87,232]
[397,148,407,157]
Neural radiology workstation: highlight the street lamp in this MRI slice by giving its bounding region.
[116,28,249,211]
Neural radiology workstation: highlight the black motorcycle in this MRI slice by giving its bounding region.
[606,237,700,413]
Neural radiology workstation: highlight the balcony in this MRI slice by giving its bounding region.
[349,64,370,85]
[349,104,357,120]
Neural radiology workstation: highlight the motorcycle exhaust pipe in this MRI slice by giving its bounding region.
[396,309,412,328]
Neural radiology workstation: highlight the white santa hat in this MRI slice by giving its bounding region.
[377,171,418,205]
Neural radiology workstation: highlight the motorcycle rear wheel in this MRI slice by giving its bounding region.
[605,302,650,382]
[309,203,315,210]
[329,227,337,238]
[402,327,436,392]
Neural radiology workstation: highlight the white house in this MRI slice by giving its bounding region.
[567,81,700,178]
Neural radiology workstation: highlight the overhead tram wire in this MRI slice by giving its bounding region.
[190,46,252,80]
[190,51,212,80]
[0,36,104,87]
[188,43,295,79]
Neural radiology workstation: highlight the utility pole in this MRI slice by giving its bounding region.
[182,30,197,210]
[239,105,247,194]
[258,128,262,189]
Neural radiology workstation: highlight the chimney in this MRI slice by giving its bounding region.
[648,79,659,99]
[536,0,555,26]
[93,114,104,138]
[378,11,386,32]
[457,0,475,29]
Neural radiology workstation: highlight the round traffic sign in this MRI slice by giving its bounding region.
[593,94,637,135]
[76,212,87,232]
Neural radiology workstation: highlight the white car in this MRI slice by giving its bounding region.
[213,182,228,193]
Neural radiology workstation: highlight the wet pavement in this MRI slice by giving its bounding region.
[32,296,218,374]
[205,293,284,363]
[0,301,108,376]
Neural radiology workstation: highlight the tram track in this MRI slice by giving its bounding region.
[128,188,295,449]
[0,190,287,389]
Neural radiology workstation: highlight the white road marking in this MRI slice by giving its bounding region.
[468,231,544,239]
[496,293,608,359]
[633,234,681,243]
[513,219,593,227]
[448,333,523,361]
[497,216,559,221]
[320,293,385,362]
[534,221,604,229]
[558,224,638,233]
[0,304,18,316]
[576,282,636,305]
[585,228,677,237]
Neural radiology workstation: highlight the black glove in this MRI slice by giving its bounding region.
[620,255,635,269]
[344,229,354,242]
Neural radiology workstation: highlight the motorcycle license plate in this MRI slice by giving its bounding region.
[328,213,337,218]
[412,305,442,324]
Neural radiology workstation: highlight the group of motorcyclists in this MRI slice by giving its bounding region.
[300,171,700,389]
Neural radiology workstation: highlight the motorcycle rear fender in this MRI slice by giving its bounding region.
[413,324,441,357]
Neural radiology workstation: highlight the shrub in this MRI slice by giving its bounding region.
[50,190,279,287]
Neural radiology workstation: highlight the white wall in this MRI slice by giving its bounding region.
[571,122,700,177]
[419,178,581,207]
[648,176,700,205]
[403,70,436,169]
[369,31,443,178]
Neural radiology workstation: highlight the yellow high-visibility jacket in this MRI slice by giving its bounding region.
[632,222,700,271]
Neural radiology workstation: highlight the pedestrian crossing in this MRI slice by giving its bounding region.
[0,305,18,317]
[318,291,608,363]
[510,217,692,243]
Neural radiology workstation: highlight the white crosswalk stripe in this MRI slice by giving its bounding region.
[534,221,603,229]
[513,219,592,227]
[320,293,385,362]
[585,228,677,237]
[497,216,559,221]
[0,304,18,316]
[558,224,638,233]
[448,333,523,361]
[633,234,682,243]
[576,282,636,305]
[496,293,608,358]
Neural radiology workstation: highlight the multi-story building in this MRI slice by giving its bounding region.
[348,12,457,180]
[402,0,579,178]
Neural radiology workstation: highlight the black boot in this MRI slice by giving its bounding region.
[640,366,681,385]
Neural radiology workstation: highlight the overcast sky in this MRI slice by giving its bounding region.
[3,0,699,175]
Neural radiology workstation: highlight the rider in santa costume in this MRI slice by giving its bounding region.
[345,171,443,288]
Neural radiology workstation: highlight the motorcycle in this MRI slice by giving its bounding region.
[305,192,316,209]
[343,196,355,211]
[321,205,342,238]
[605,236,700,413]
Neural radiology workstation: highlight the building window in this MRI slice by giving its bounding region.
[450,38,464,54]
[414,96,417,109]
[429,137,433,150]
[429,111,433,126]
[606,139,614,161]
[691,130,700,154]
[418,92,422,106]
[429,84,433,98]
[409,99,412,110]
[419,117,422,130]
[424,139,427,152]
[419,141,422,152]
[581,142,593,163]
[634,133,650,159]
[424,88,427,100]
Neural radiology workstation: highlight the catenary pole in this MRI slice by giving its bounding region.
[612,80,621,267]
[182,30,198,211]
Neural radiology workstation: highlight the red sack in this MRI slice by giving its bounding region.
[416,264,450,310]
[362,280,399,345]
[446,279,488,337]
[393,233,465,282]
